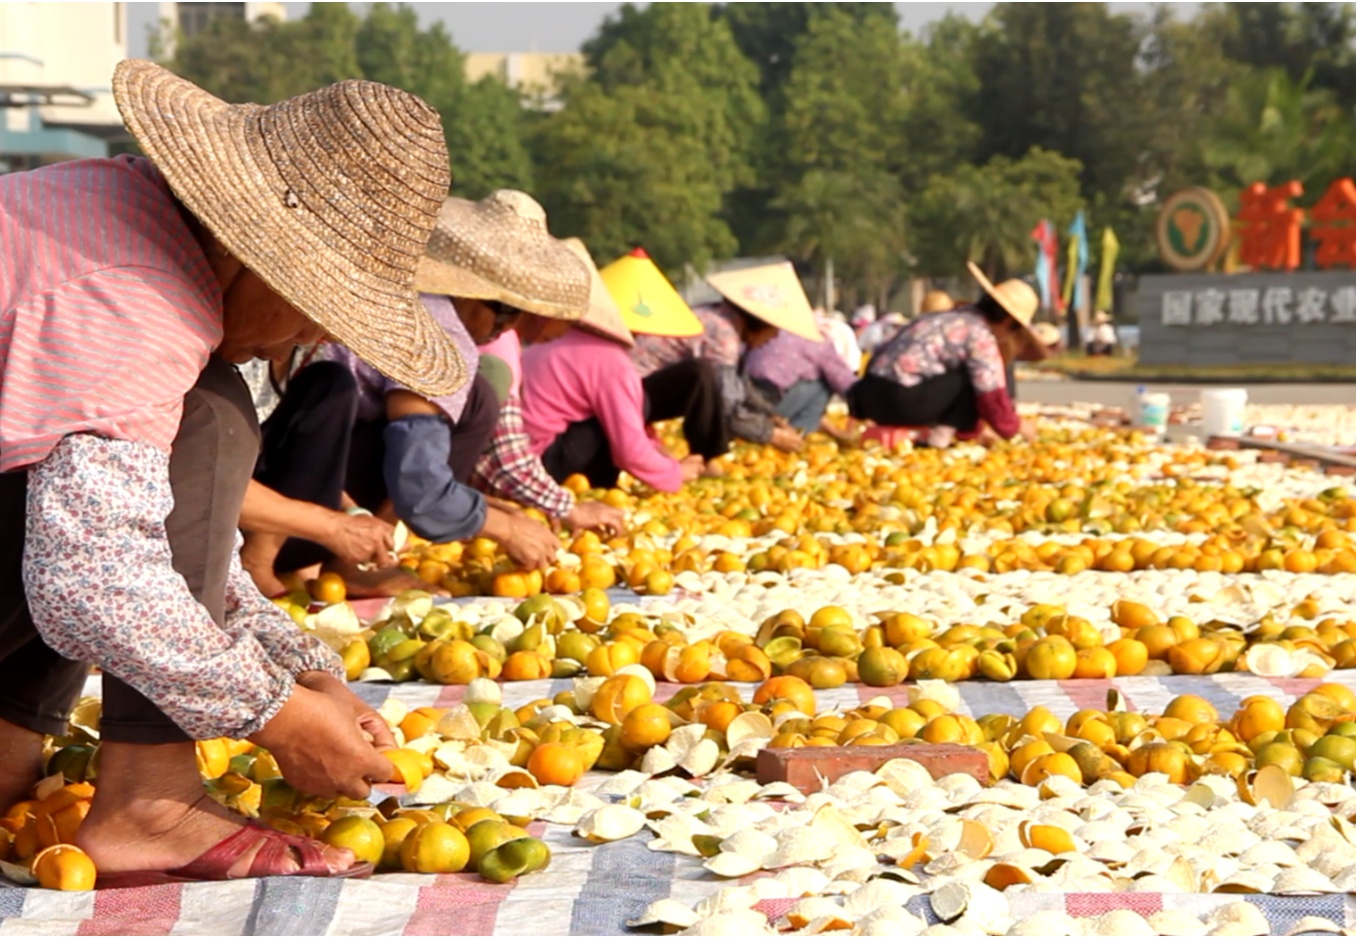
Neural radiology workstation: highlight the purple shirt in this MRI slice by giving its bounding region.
[744,330,859,395]
[331,293,478,422]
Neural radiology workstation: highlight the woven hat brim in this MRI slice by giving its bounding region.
[113,60,466,398]
[561,238,632,347]
[707,263,822,342]
[414,255,585,320]
[967,260,1042,357]
[416,194,590,321]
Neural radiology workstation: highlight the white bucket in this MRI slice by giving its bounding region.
[1201,388,1248,437]
[1137,391,1170,434]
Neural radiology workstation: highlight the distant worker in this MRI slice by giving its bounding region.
[847,263,1040,444]
[1087,311,1117,356]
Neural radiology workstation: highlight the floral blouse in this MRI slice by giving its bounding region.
[24,435,342,739]
[866,308,1019,437]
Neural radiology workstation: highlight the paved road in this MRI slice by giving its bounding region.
[1017,380,1355,408]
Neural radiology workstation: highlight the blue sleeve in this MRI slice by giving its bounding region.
[382,415,487,543]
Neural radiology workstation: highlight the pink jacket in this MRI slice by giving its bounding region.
[521,330,683,492]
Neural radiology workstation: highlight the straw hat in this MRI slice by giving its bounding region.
[561,238,633,347]
[599,249,702,337]
[1031,322,1062,347]
[966,261,1043,356]
[920,290,955,315]
[112,60,465,398]
[415,191,591,320]
[706,261,821,342]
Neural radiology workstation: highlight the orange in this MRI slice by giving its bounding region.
[753,676,817,716]
[491,572,530,599]
[399,821,469,873]
[310,572,347,605]
[527,742,585,786]
[1163,694,1218,725]
[502,650,553,681]
[620,703,673,750]
[589,674,651,724]
[322,816,384,867]
[1023,636,1077,680]
[378,817,420,869]
[579,557,617,591]
[562,474,592,495]
[1072,647,1116,679]
[697,700,742,734]
[1107,638,1148,676]
[32,844,96,891]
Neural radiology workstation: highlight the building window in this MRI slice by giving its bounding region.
[178,2,247,39]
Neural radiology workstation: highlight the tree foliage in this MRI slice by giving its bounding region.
[153,0,1356,296]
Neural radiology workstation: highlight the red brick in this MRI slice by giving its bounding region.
[1257,451,1290,464]
[1326,464,1356,477]
[1206,436,1242,451]
[756,744,989,794]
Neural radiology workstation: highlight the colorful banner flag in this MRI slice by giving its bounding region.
[1062,211,1088,312]
[1030,220,1060,312]
[1097,226,1120,312]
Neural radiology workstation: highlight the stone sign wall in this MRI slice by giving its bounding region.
[1134,271,1356,365]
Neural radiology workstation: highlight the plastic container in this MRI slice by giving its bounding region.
[1135,386,1170,436]
[1200,388,1248,438]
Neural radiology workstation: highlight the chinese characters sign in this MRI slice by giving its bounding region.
[1161,284,1356,326]
[1157,178,1356,273]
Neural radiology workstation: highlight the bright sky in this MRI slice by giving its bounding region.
[127,2,1200,58]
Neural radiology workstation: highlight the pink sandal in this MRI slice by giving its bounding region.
[95,822,373,889]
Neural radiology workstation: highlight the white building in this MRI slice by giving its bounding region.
[0,2,129,169]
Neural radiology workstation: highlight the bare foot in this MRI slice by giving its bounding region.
[77,742,356,877]
[0,718,45,811]
[340,565,443,599]
[240,533,289,598]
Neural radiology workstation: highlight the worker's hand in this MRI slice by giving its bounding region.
[566,501,625,536]
[502,515,560,571]
[1018,417,1039,443]
[251,683,394,800]
[679,454,706,483]
[321,511,396,567]
[770,426,805,453]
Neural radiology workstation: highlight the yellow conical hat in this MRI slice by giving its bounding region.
[599,248,703,338]
[706,261,821,342]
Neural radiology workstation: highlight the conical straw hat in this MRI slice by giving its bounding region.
[706,261,821,342]
[561,239,633,346]
[599,249,702,338]
[112,60,465,398]
[415,191,590,320]
[966,261,1043,357]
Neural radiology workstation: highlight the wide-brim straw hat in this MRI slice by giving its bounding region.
[415,191,591,320]
[706,261,821,342]
[600,249,703,338]
[920,290,955,315]
[112,60,465,397]
[561,239,633,346]
[966,261,1047,361]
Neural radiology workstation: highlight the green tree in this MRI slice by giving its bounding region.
[447,77,535,198]
[534,4,763,273]
[908,148,1084,280]
[896,15,983,192]
[764,8,912,297]
[354,2,461,111]
[969,4,1149,201]
[1195,67,1355,196]
[532,80,739,273]
[163,4,361,103]
[1200,3,1356,107]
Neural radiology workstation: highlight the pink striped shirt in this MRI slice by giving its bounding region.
[0,156,222,472]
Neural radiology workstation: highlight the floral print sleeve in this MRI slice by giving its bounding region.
[223,531,344,680]
[23,434,296,740]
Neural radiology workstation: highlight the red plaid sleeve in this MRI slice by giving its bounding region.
[472,396,575,518]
